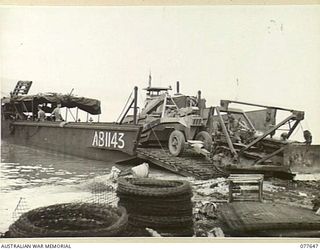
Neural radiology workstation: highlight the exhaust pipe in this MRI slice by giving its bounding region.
[176,81,180,95]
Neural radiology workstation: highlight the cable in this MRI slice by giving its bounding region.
[150,126,166,153]
[116,91,133,123]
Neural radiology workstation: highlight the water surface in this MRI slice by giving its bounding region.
[0,141,119,233]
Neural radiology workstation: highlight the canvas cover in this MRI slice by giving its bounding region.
[2,93,101,115]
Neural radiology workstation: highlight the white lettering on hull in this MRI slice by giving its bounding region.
[92,131,125,149]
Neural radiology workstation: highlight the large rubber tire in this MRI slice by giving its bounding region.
[8,203,128,238]
[168,130,186,156]
[117,178,192,197]
[118,198,193,216]
[117,193,193,204]
[129,214,194,228]
[195,131,213,151]
[116,178,194,237]
[128,215,194,237]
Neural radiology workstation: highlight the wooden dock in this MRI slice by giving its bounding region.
[137,147,228,180]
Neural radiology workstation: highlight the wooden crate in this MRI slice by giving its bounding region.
[228,174,264,202]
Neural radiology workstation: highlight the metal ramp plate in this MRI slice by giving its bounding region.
[137,148,228,180]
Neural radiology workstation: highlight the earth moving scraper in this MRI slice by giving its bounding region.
[119,77,319,176]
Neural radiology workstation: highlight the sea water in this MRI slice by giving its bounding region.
[0,141,122,234]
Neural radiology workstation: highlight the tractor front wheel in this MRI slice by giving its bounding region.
[168,130,186,156]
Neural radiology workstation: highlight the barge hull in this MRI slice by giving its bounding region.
[1,120,142,163]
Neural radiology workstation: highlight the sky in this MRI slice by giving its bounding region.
[1,5,319,143]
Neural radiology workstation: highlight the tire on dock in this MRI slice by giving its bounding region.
[117,178,194,237]
[117,177,192,197]
[7,203,128,238]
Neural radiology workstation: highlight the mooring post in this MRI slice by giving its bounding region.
[133,86,138,125]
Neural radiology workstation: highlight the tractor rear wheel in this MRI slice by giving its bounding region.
[168,130,186,156]
[195,131,213,151]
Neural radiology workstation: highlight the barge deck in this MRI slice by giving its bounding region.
[136,147,314,180]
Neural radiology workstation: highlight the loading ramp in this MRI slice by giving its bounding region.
[137,147,228,180]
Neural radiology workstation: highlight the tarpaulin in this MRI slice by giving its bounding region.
[2,93,101,115]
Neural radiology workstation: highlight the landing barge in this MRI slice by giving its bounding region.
[1,81,142,163]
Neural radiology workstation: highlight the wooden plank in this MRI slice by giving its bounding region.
[229,174,264,178]
[229,177,262,180]
[227,164,288,173]
[231,189,261,193]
